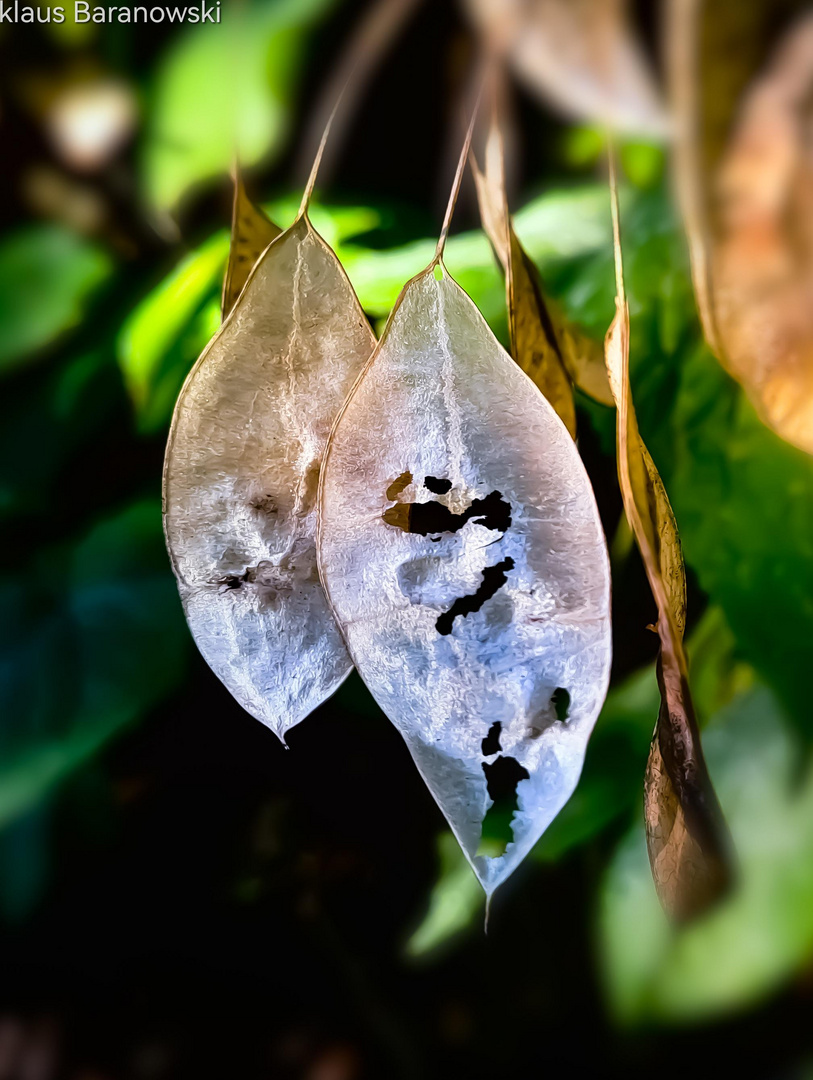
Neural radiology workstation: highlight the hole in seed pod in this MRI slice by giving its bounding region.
[435,557,515,635]
[552,687,571,723]
[481,721,502,756]
[424,476,452,495]
[477,753,529,857]
[383,487,511,537]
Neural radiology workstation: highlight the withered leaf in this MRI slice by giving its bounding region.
[465,0,667,137]
[221,168,281,319]
[318,113,612,899]
[670,1,813,454]
[606,165,732,922]
[471,106,612,430]
[163,137,376,743]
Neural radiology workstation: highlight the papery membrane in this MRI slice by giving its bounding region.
[164,216,375,740]
[319,266,612,894]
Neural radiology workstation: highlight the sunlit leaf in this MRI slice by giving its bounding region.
[0,225,110,373]
[605,168,731,921]
[143,0,337,210]
[118,232,227,429]
[343,186,613,322]
[164,139,377,742]
[320,123,612,896]
[600,684,813,1024]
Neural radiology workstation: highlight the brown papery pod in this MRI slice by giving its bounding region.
[669,0,813,454]
[606,159,732,922]
[163,110,376,743]
[221,168,281,319]
[470,97,613,435]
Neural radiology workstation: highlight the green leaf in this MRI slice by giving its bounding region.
[118,233,227,431]
[405,833,487,959]
[0,500,188,830]
[343,186,613,323]
[0,225,111,373]
[599,684,813,1024]
[142,0,337,210]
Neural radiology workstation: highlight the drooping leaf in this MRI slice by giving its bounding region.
[221,169,282,319]
[319,118,612,896]
[600,683,813,1025]
[605,166,731,921]
[0,224,110,373]
[465,0,667,137]
[163,137,377,742]
[670,1,813,454]
[470,98,612,436]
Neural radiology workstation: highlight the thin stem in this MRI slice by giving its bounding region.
[434,74,486,263]
[299,76,353,218]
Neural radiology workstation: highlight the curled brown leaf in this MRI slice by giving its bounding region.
[471,98,612,436]
[606,164,732,923]
[670,0,813,454]
[221,168,281,319]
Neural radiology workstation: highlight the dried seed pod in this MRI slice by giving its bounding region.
[163,137,376,742]
[318,107,612,895]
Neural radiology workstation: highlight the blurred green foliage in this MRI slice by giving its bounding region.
[144,0,338,209]
[0,225,110,372]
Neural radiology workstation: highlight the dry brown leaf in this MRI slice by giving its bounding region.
[471,103,612,433]
[606,163,732,923]
[466,0,668,137]
[670,0,813,454]
[221,168,282,319]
